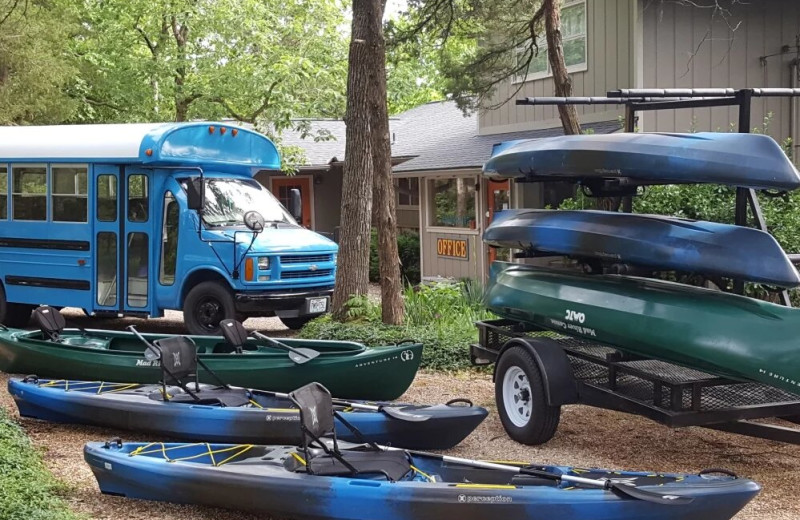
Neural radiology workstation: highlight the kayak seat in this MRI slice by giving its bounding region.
[33,306,66,341]
[290,382,411,482]
[148,387,251,407]
[305,449,413,481]
[148,335,247,407]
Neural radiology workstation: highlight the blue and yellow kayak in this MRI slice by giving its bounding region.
[9,377,486,450]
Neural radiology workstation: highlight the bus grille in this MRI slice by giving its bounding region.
[281,269,334,279]
[281,254,333,264]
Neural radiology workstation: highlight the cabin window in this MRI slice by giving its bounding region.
[127,232,148,307]
[128,174,149,222]
[513,0,587,83]
[52,165,88,222]
[428,178,476,229]
[396,177,420,207]
[159,191,179,286]
[0,167,7,220]
[97,174,117,222]
[96,232,117,307]
[12,165,47,221]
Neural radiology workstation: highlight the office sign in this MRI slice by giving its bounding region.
[436,237,468,260]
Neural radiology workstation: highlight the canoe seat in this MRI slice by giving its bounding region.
[33,306,66,341]
[290,382,411,482]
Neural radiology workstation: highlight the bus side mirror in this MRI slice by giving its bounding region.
[288,188,302,222]
[186,177,204,211]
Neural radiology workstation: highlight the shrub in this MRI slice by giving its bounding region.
[369,229,421,285]
[0,409,80,520]
[302,281,493,371]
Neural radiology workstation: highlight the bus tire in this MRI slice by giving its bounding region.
[0,285,33,328]
[279,316,314,330]
[183,281,236,336]
[495,346,561,445]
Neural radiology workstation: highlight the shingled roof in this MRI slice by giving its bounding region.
[279,101,621,173]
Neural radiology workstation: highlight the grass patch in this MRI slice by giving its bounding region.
[301,281,493,371]
[0,408,80,520]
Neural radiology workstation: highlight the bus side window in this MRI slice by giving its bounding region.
[52,165,88,222]
[0,166,7,219]
[159,192,178,286]
[128,174,148,222]
[12,165,46,221]
[97,175,117,222]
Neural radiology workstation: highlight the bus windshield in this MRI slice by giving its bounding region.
[198,178,296,227]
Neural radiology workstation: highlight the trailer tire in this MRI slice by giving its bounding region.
[495,346,561,445]
[183,281,236,336]
[0,285,33,328]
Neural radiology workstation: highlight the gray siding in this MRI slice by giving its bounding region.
[254,169,343,235]
[397,207,419,229]
[479,0,634,135]
[640,0,800,154]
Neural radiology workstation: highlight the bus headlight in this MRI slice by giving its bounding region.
[258,257,270,269]
[333,253,338,264]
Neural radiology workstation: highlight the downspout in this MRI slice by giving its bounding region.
[791,59,799,163]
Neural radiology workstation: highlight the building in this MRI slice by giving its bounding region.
[259,0,800,281]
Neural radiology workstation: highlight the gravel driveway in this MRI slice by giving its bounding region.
[1,309,798,519]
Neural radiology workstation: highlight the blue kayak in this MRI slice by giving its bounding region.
[484,209,800,287]
[484,132,800,191]
[85,440,759,520]
[9,377,487,450]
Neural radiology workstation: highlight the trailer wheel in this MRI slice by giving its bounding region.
[0,284,33,328]
[183,281,236,336]
[495,346,561,445]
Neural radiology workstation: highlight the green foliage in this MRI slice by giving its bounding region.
[0,1,80,124]
[0,409,80,520]
[301,281,494,371]
[369,229,421,285]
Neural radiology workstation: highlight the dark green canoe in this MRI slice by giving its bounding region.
[485,262,800,396]
[0,329,422,401]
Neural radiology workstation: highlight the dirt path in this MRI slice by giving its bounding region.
[2,366,799,519]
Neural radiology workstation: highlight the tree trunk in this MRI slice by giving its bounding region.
[332,0,375,320]
[544,0,581,135]
[368,0,404,325]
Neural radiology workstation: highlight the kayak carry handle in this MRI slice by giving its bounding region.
[698,468,738,478]
[446,398,474,407]
[22,374,39,384]
[104,437,122,449]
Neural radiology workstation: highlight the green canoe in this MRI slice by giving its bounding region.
[485,262,800,396]
[0,328,422,401]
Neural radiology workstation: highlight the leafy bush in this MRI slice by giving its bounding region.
[369,229,421,285]
[302,281,493,371]
[0,409,80,520]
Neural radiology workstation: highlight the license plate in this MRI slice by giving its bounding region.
[308,297,328,314]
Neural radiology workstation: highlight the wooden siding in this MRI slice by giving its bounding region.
[478,0,634,135]
[396,207,419,229]
[640,0,800,154]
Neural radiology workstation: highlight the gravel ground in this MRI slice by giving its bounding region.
[1,308,799,519]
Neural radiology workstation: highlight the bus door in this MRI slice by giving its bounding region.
[93,166,153,315]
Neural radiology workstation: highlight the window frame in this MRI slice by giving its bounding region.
[0,164,8,221]
[11,163,48,222]
[512,0,588,84]
[425,176,479,232]
[396,177,420,209]
[50,163,89,223]
[159,191,179,286]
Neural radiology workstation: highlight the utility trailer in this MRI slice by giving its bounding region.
[471,318,800,445]
[472,88,800,445]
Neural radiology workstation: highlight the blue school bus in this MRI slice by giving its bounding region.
[0,122,337,334]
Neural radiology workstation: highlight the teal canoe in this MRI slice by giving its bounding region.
[484,262,800,396]
[0,328,422,401]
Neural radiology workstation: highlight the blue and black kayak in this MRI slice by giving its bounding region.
[484,132,800,191]
[483,209,800,287]
[9,378,487,450]
[85,440,759,520]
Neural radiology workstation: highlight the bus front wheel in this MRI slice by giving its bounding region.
[0,285,33,328]
[183,281,236,336]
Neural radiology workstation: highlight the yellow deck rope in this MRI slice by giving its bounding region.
[410,465,435,482]
[129,442,255,467]
[291,452,307,466]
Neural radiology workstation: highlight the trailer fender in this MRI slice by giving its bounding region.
[494,337,578,406]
